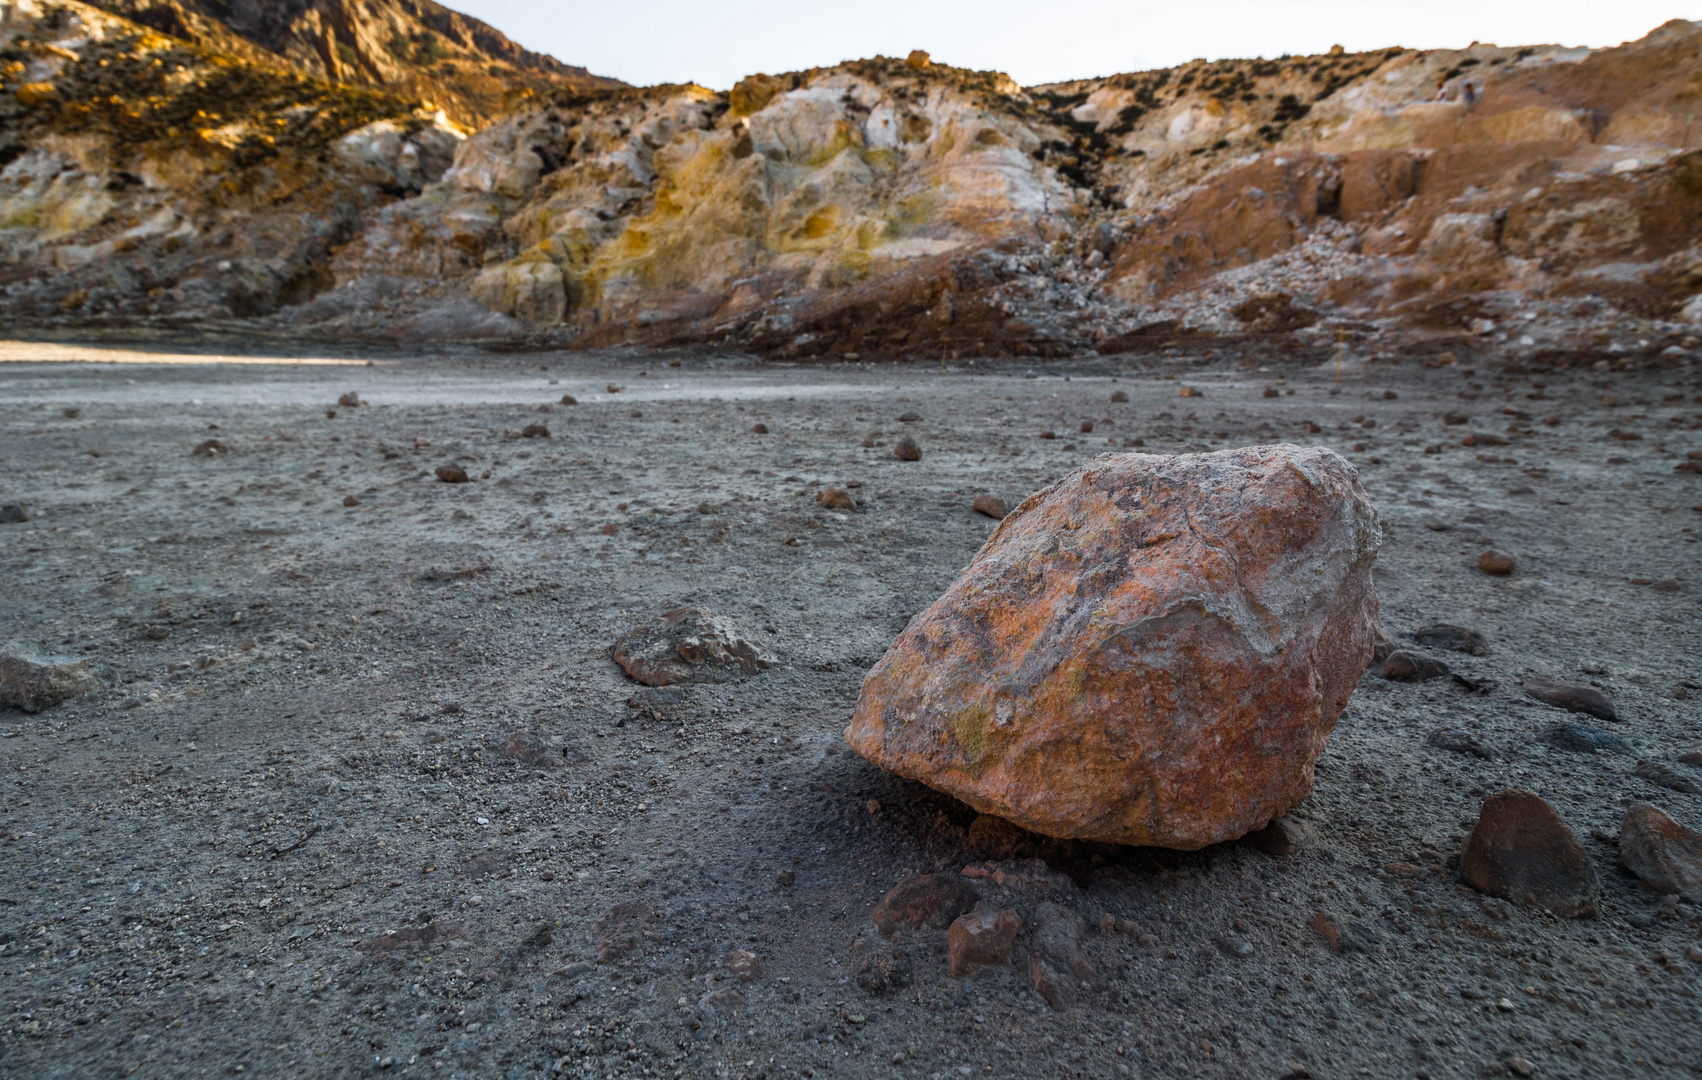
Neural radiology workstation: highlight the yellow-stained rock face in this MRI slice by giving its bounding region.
[845,446,1382,850]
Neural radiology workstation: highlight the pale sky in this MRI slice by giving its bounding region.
[452,0,1698,89]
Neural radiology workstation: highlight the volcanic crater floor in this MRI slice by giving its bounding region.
[0,342,1699,1080]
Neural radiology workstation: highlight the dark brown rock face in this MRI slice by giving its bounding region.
[846,446,1382,849]
[1459,790,1599,917]
[871,874,979,936]
[612,608,774,686]
[1619,803,1702,901]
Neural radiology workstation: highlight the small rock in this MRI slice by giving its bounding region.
[947,904,1021,976]
[1038,430,1056,440]
[1028,954,1077,1011]
[1371,626,1398,664]
[898,412,921,422]
[1679,745,1702,767]
[722,949,763,981]
[0,647,97,712]
[1524,679,1616,722]
[751,423,769,434]
[1217,931,1255,957]
[1635,760,1702,796]
[872,873,979,936]
[342,495,361,507]
[1263,387,1281,398]
[606,384,622,394]
[1507,1056,1534,1077]
[0,503,28,523]
[1248,815,1308,856]
[1412,623,1488,655]
[855,945,912,994]
[1381,650,1451,682]
[435,464,470,484]
[1460,790,1598,917]
[590,901,656,963]
[520,424,550,439]
[1619,803,1702,901]
[337,392,362,407]
[612,608,774,686]
[1337,919,1383,955]
[1179,385,1202,398]
[1110,390,1129,403]
[192,439,228,457]
[1079,420,1094,434]
[1477,549,1516,575]
[817,487,855,510]
[893,436,921,461]
[775,869,796,886]
[1541,723,1630,754]
[1031,903,1093,981]
[1427,728,1494,759]
[971,494,1008,520]
[560,394,578,405]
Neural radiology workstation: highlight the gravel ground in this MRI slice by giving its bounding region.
[0,342,1699,1080]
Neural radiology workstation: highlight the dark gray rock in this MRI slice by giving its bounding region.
[1619,803,1702,902]
[1381,650,1451,682]
[1542,723,1632,754]
[1523,678,1616,722]
[1412,623,1488,655]
[1428,728,1495,759]
[612,608,774,686]
[1460,789,1598,918]
[0,647,96,712]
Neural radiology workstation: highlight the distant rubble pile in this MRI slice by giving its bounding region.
[3,0,1702,365]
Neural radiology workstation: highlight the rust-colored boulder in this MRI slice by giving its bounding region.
[1459,790,1598,917]
[845,446,1382,849]
[612,607,774,686]
[947,904,1021,976]
[1619,802,1702,901]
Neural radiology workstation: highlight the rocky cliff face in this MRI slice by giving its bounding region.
[1,0,462,319]
[78,0,621,127]
[6,11,1702,364]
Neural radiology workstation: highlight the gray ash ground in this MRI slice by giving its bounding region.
[0,342,1699,1080]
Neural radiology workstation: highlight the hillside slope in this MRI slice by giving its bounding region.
[0,0,465,320]
[79,0,623,128]
[5,15,1701,366]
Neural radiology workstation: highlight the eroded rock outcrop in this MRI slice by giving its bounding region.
[845,445,1381,849]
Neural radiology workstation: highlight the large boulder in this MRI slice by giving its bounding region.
[845,446,1382,849]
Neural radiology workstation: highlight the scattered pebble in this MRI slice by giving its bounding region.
[560,394,578,405]
[342,495,361,507]
[893,436,921,461]
[192,438,228,457]
[1619,803,1702,902]
[1477,549,1516,575]
[817,487,855,510]
[1412,623,1488,655]
[1523,678,1616,722]
[751,423,768,434]
[1247,815,1308,856]
[947,904,1020,976]
[337,392,362,407]
[0,503,28,523]
[1381,650,1451,682]
[1110,390,1128,403]
[435,465,470,483]
[1427,728,1494,759]
[520,424,550,438]
[971,494,1008,520]
[1634,760,1702,796]
[1542,723,1630,754]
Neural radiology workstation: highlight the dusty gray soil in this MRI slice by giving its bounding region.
[0,341,1699,1080]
